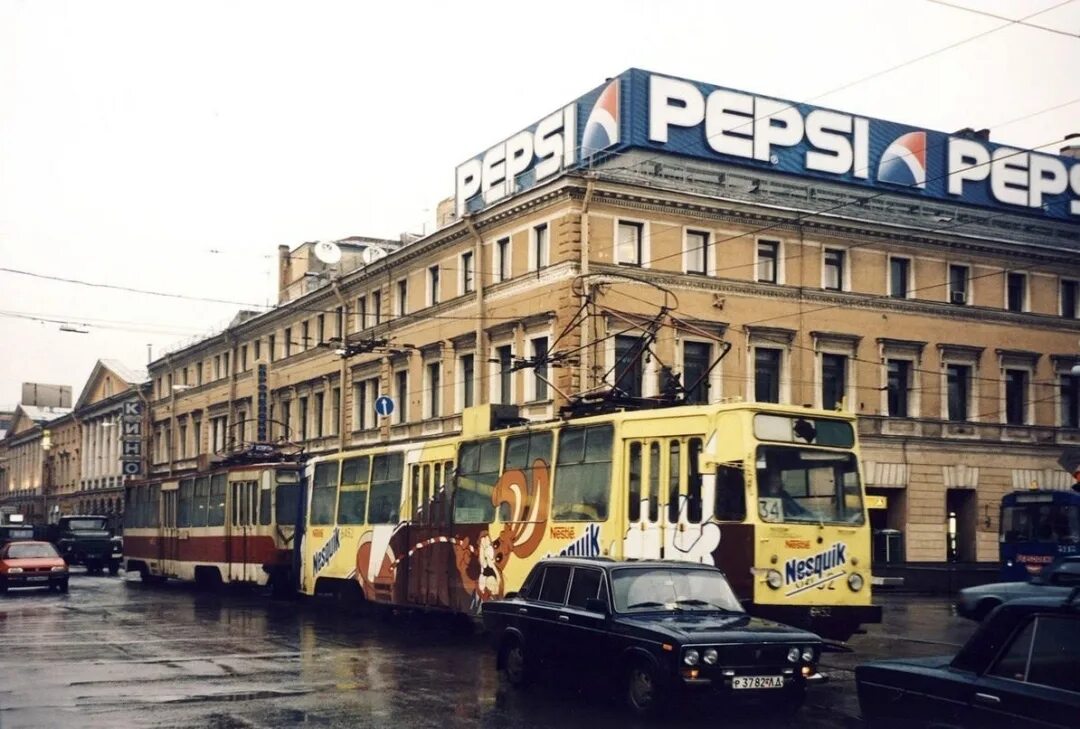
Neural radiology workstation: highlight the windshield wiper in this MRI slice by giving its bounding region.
[675,599,739,612]
[626,601,679,611]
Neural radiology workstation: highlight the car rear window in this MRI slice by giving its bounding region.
[6,543,59,559]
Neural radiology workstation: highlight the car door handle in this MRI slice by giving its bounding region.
[558,615,570,622]
[517,607,528,614]
[974,693,1000,706]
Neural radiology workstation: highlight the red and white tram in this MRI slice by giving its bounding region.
[123,449,304,590]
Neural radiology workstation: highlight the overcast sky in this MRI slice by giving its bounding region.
[1,0,1078,410]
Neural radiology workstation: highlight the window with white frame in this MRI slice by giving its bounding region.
[494,344,514,404]
[531,224,549,270]
[356,295,367,331]
[685,229,709,275]
[425,360,441,419]
[428,266,440,306]
[1060,369,1080,429]
[211,415,227,453]
[353,376,378,431]
[998,350,1037,427]
[613,334,645,398]
[754,348,782,403]
[823,249,845,291]
[1006,272,1027,312]
[458,352,475,411]
[1004,369,1029,425]
[938,345,981,423]
[329,387,340,436]
[946,364,972,421]
[757,240,780,283]
[461,251,474,294]
[495,237,511,282]
[397,279,408,316]
[394,369,409,424]
[681,340,713,404]
[949,264,970,305]
[889,257,911,299]
[1062,279,1079,319]
[529,336,549,402]
[617,220,644,267]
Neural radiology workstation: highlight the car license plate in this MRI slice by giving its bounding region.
[26,576,48,582]
[732,675,785,690]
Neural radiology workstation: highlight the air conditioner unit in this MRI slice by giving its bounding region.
[950,291,967,305]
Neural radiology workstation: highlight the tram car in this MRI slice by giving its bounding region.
[123,446,304,590]
[299,402,880,641]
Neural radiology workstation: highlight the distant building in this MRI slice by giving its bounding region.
[0,361,148,524]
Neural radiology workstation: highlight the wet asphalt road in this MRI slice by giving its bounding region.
[0,571,977,729]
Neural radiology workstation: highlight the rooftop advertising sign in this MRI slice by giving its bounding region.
[455,69,1080,222]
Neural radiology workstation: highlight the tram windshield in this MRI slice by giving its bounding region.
[755,446,864,525]
[1002,503,1079,544]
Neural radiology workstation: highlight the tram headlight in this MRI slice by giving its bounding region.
[847,572,864,592]
[683,649,700,666]
[766,570,783,589]
[801,647,815,663]
[703,648,718,665]
[786,647,800,663]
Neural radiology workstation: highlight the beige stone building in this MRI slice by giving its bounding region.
[146,71,1080,567]
[0,404,73,523]
[0,362,148,524]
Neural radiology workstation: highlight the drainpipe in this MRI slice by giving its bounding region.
[579,175,596,394]
[330,281,350,452]
[464,214,488,406]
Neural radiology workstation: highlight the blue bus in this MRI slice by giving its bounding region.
[999,489,1080,581]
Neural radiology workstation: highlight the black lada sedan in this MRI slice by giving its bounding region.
[481,557,823,716]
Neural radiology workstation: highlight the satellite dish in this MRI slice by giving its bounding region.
[313,241,342,266]
[361,246,387,265]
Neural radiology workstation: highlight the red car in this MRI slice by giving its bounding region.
[0,540,69,593]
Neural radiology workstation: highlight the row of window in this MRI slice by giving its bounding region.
[755,239,1078,316]
[124,476,300,530]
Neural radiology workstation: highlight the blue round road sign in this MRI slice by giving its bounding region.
[374,395,394,417]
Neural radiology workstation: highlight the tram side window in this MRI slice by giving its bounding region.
[275,469,300,527]
[259,482,272,526]
[628,442,642,522]
[310,462,339,526]
[553,425,613,522]
[456,439,501,523]
[178,478,194,528]
[687,438,703,523]
[208,474,226,527]
[151,486,160,527]
[339,456,370,525]
[193,477,210,527]
[369,452,404,524]
[500,432,553,521]
[124,488,135,529]
[715,463,746,521]
[668,440,681,524]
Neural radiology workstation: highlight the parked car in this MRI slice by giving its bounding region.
[955,555,1080,621]
[0,540,69,593]
[40,515,122,575]
[0,525,36,548]
[482,557,823,716]
[857,591,1080,729]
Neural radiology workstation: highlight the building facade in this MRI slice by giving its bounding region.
[146,69,1080,567]
[0,362,148,524]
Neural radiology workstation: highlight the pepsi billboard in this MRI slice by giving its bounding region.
[455,68,1080,222]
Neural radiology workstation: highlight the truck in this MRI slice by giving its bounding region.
[40,516,123,575]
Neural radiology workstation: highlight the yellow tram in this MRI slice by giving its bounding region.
[299,402,880,640]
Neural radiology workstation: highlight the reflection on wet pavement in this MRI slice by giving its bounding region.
[0,572,976,729]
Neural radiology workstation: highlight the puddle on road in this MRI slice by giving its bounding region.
[78,686,315,706]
